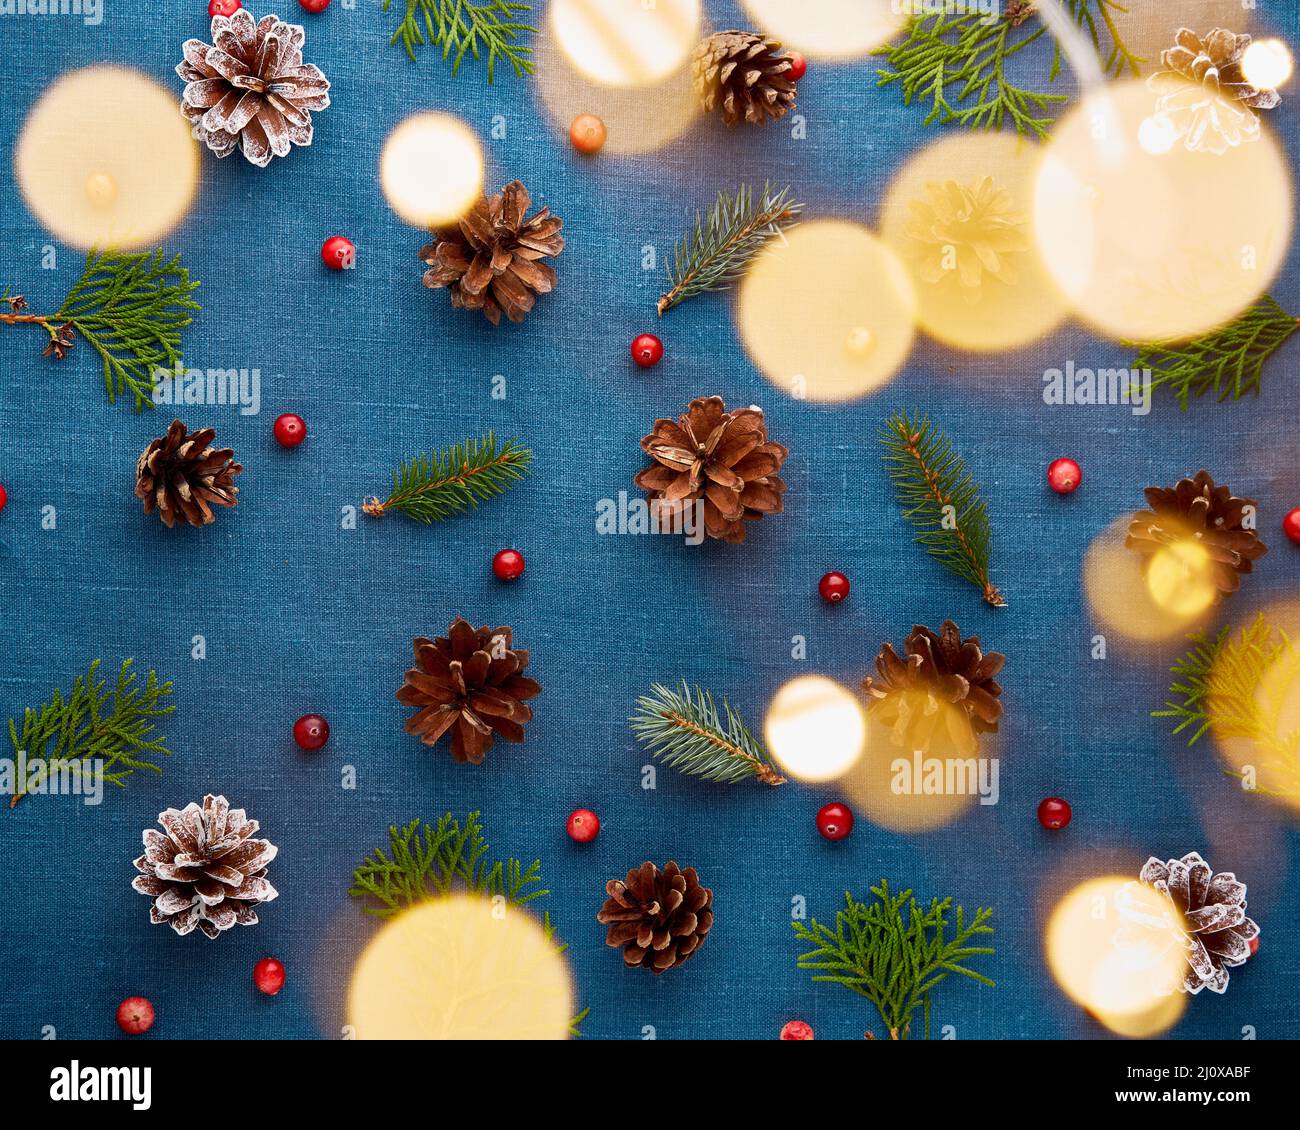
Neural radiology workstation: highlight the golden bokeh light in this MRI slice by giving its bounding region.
[740,0,904,60]
[346,894,575,1040]
[737,220,917,402]
[1145,539,1219,619]
[15,65,198,250]
[550,0,701,87]
[1045,876,1188,1038]
[1107,0,1258,67]
[380,113,485,228]
[1034,80,1291,342]
[1241,39,1294,93]
[764,675,866,783]
[880,131,1068,353]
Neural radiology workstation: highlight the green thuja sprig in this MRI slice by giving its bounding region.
[0,248,200,411]
[793,881,995,1040]
[630,682,786,786]
[384,0,536,81]
[363,433,532,523]
[880,410,1004,607]
[7,659,175,808]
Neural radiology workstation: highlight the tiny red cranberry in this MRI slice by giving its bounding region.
[1249,935,1260,957]
[780,1019,814,1040]
[293,714,329,751]
[566,808,600,843]
[0,484,8,514]
[569,113,607,154]
[1283,507,1300,545]
[818,571,850,603]
[299,0,331,12]
[209,0,241,16]
[254,957,286,996]
[630,333,664,368]
[320,235,355,270]
[116,996,155,1035]
[816,802,853,841]
[492,548,525,582]
[1037,796,1072,830]
[273,413,307,448]
[786,52,807,81]
[1047,457,1082,494]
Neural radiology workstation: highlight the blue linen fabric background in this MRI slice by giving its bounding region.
[1,0,1299,1041]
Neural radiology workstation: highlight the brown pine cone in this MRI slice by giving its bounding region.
[597,861,713,973]
[1126,470,1266,594]
[692,30,797,127]
[396,618,540,764]
[131,794,278,939]
[135,420,242,528]
[634,395,788,544]
[421,181,564,326]
[176,8,330,167]
[1153,28,1282,112]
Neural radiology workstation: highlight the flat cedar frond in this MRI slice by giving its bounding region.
[793,881,995,1040]
[384,0,536,80]
[880,410,1004,607]
[630,682,785,786]
[658,183,803,315]
[6,659,175,807]
[1129,296,1300,409]
[363,433,532,523]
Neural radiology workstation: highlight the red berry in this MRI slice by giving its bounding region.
[254,957,286,996]
[208,0,241,16]
[816,802,853,841]
[0,484,7,514]
[1249,935,1260,957]
[320,235,355,270]
[1283,507,1300,545]
[492,548,525,582]
[818,571,850,603]
[786,52,808,81]
[293,713,329,751]
[1047,457,1082,494]
[569,113,607,155]
[116,997,155,1035]
[298,0,331,11]
[566,808,600,843]
[1037,796,1072,830]
[630,333,664,368]
[780,1019,814,1040]
[273,413,307,448]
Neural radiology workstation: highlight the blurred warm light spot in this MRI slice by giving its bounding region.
[550,0,700,87]
[765,675,866,783]
[1241,39,1293,92]
[1035,80,1291,342]
[1137,113,1179,156]
[1046,877,1187,1038]
[380,113,485,228]
[1083,516,1216,642]
[738,220,916,402]
[15,66,198,250]
[1145,539,1218,618]
[880,131,1068,353]
[1106,0,1257,66]
[740,0,903,60]
[346,894,574,1040]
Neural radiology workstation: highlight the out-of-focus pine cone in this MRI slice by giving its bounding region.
[396,618,540,764]
[634,395,788,544]
[135,420,242,528]
[597,861,713,973]
[131,794,277,939]
[1153,28,1281,111]
[692,30,797,127]
[420,180,564,326]
[1126,470,1266,594]
[176,8,330,167]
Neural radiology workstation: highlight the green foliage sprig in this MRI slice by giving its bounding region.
[880,410,1004,607]
[0,248,200,411]
[384,0,535,81]
[657,183,803,316]
[349,811,588,1035]
[793,881,995,1040]
[6,659,175,808]
[363,433,532,523]
[630,682,786,786]
[1129,295,1300,409]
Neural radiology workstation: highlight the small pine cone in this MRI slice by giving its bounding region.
[1126,470,1266,594]
[396,618,541,764]
[135,420,242,528]
[1153,28,1281,112]
[634,395,789,543]
[176,8,331,167]
[421,180,564,326]
[692,30,797,127]
[597,861,713,973]
[132,794,278,939]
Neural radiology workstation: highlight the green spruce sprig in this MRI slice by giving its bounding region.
[349,811,588,1035]
[793,881,995,1040]
[363,433,532,523]
[0,248,200,411]
[630,682,786,786]
[657,183,803,316]
[384,0,536,80]
[6,659,175,808]
[880,410,1004,607]
[1129,295,1300,409]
